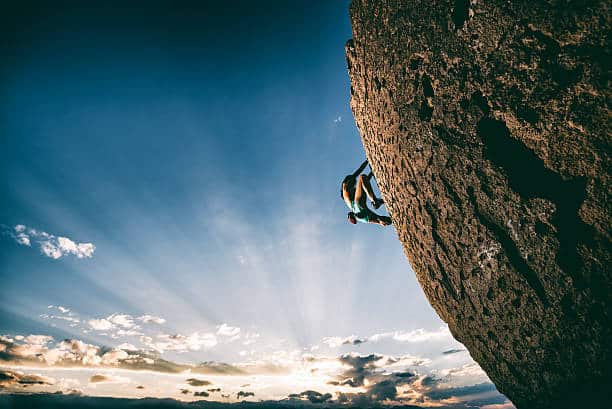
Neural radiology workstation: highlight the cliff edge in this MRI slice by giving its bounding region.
[346,1,611,408]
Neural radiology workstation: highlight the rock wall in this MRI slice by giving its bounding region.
[346,1,610,408]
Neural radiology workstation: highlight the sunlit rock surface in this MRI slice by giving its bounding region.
[346,1,610,408]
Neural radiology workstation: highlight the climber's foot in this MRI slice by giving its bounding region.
[380,216,392,226]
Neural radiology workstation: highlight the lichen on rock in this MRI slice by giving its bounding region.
[346,1,611,408]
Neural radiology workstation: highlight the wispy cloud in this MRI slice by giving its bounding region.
[42,307,250,352]
[137,315,166,325]
[141,332,218,353]
[322,335,366,348]
[436,362,487,379]
[2,224,95,259]
[320,326,453,348]
[369,326,452,343]
[40,306,81,327]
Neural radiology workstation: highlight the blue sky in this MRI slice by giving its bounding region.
[0,2,512,407]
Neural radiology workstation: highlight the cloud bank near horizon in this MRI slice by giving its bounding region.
[0,330,512,408]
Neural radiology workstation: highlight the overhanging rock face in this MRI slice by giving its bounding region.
[346,1,610,407]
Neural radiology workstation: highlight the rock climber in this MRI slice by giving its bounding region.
[341,159,392,226]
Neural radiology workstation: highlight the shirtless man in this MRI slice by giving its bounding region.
[341,159,392,226]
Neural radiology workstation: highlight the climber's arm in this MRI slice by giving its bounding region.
[351,159,369,178]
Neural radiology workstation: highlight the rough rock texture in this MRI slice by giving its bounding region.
[346,1,611,408]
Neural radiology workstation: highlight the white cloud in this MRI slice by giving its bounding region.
[392,326,452,343]
[88,314,141,335]
[117,343,138,351]
[333,116,342,123]
[3,224,95,259]
[40,240,63,259]
[53,316,80,324]
[143,332,218,353]
[57,237,95,258]
[1,336,130,367]
[43,308,168,339]
[322,335,364,348]
[368,326,452,343]
[113,329,143,338]
[437,362,486,379]
[47,340,101,365]
[107,314,135,329]
[13,224,31,246]
[216,323,240,338]
[380,354,431,369]
[137,315,166,325]
[322,337,343,348]
[88,319,114,331]
[24,335,53,345]
[242,332,260,346]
